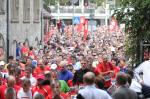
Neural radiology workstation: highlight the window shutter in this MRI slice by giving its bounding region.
[11,0,19,22]
[23,0,30,23]
[34,0,40,23]
[0,0,5,14]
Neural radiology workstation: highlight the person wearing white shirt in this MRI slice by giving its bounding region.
[21,67,37,86]
[77,72,112,99]
[135,59,150,87]
[17,78,32,99]
[126,69,142,93]
[130,79,142,93]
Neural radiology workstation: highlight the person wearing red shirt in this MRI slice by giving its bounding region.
[0,76,20,99]
[14,67,22,86]
[32,74,53,99]
[34,59,50,76]
[21,42,29,58]
[28,46,35,59]
[111,58,120,78]
[95,56,114,88]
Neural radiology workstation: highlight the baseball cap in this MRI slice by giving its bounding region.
[51,64,57,70]
[37,74,45,80]
[0,61,5,65]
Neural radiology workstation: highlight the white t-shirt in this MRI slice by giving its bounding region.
[130,79,142,93]
[17,88,32,99]
[135,60,150,87]
[111,46,115,52]
[21,75,37,86]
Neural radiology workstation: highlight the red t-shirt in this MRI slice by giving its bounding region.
[60,93,70,99]
[34,66,50,76]
[32,85,53,99]
[0,84,20,99]
[21,47,29,55]
[95,62,114,88]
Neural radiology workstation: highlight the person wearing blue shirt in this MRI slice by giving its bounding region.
[58,61,73,82]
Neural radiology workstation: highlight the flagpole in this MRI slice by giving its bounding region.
[72,3,75,39]
[57,0,60,20]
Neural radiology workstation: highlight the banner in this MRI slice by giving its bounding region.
[84,19,88,41]
[109,17,118,32]
[77,16,85,32]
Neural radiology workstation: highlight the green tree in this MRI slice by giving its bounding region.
[44,0,55,5]
[44,0,69,6]
[114,0,150,65]
[90,0,105,6]
[115,0,122,7]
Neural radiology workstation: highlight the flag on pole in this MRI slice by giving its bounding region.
[109,17,118,32]
[77,16,85,32]
[84,19,88,41]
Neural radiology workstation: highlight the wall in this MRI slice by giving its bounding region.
[0,0,7,60]
[8,0,42,56]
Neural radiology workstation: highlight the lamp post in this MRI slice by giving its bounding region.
[57,0,60,20]
[89,1,95,41]
[70,0,78,38]
[6,0,9,62]
[105,3,109,26]
[102,0,109,26]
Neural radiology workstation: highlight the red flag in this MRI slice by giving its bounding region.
[109,17,118,32]
[84,19,88,41]
[80,16,85,24]
[77,24,82,32]
[77,16,85,32]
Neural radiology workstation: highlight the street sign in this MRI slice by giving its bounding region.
[73,17,80,24]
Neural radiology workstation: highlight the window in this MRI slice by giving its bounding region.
[23,0,30,23]
[0,0,5,14]
[11,0,19,22]
[33,0,40,23]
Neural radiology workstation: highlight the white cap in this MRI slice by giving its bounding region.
[0,61,5,65]
[51,64,57,70]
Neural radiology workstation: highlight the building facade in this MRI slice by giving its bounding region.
[49,0,115,25]
[0,0,42,60]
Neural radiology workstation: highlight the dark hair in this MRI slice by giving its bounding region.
[95,75,105,89]
[8,56,14,60]
[126,74,132,86]
[116,73,127,86]
[29,46,33,50]
[126,68,134,79]
[25,67,32,73]
[15,67,21,75]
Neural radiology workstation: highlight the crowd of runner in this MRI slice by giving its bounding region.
[0,25,150,99]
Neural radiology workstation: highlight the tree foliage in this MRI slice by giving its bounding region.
[44,0,69,6]
[90,0,105,6]
[114,0,150,64]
